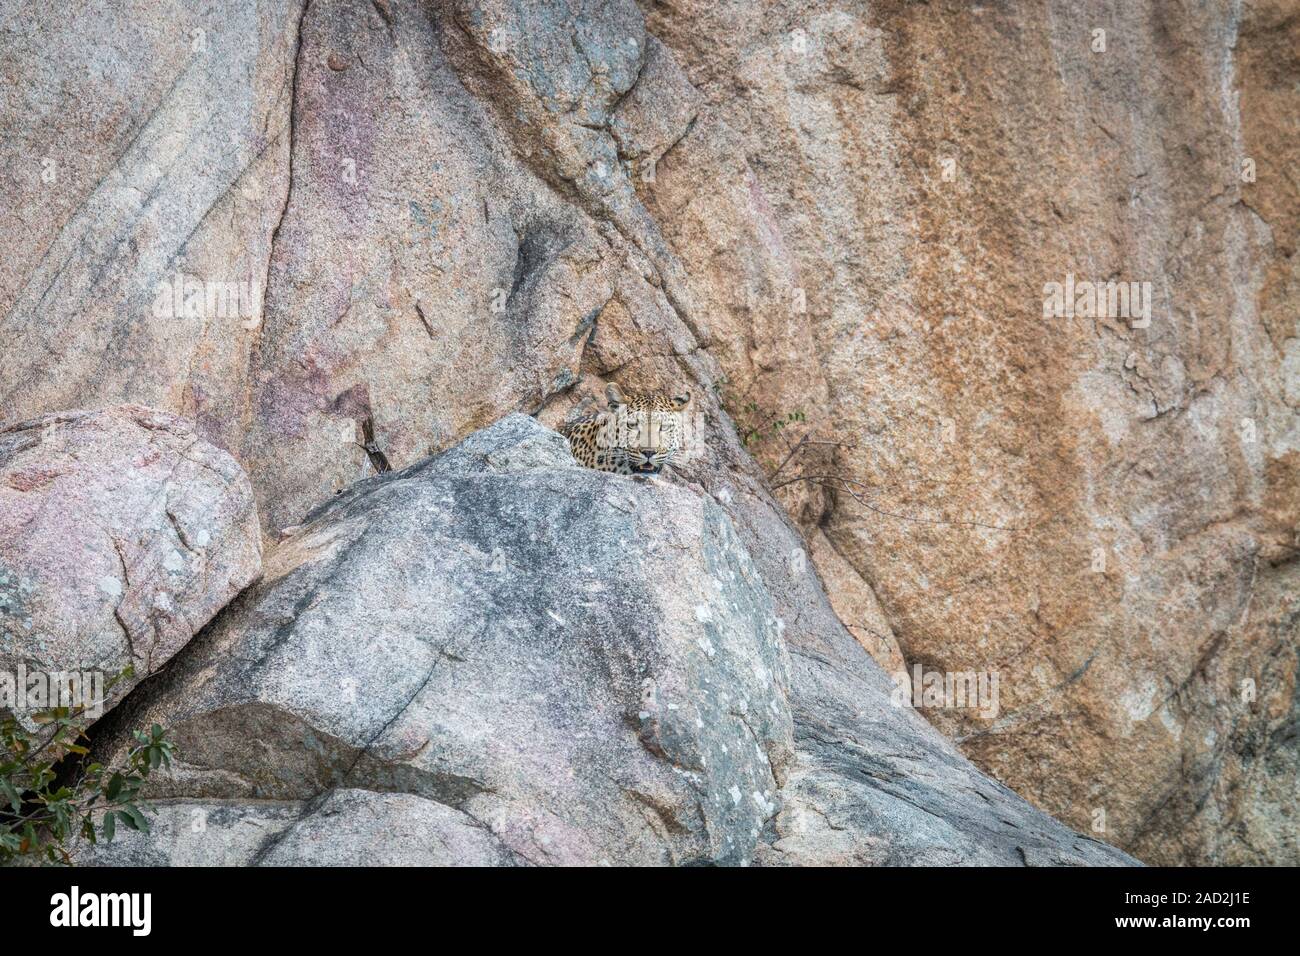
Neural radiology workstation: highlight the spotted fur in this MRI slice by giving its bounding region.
[561,383,691,476]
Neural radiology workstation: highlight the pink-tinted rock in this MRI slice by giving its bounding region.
[0,405,262,716]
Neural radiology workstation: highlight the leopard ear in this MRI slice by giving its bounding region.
[606,382,626,409]
[671,389,691,410]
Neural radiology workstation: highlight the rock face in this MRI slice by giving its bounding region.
[647,0,1300,866]
[0,406,262,715]
[79,416,1132,866]
[2,0,1293,864]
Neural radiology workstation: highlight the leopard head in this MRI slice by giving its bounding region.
[603,382,692,475]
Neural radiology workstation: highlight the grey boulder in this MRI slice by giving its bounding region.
[84,414,792,865]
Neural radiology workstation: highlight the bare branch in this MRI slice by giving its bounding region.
[770,434,807,481]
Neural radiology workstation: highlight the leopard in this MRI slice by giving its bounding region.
[560,383,692,476]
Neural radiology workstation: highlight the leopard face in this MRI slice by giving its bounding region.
[561,383,692,476]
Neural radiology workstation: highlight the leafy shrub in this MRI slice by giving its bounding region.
[1,674,173,865]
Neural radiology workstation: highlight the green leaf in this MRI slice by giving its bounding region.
[121,804,147,832]
[102,811,116,843]
[105,772,124,801]
[51,802,71,836]
[0,777,21,813]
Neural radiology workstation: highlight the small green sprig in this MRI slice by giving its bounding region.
[0,669,173,865]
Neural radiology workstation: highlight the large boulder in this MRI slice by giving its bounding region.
[82,415,794,865]
[80,416,1134,866]
[0,405,262,718]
